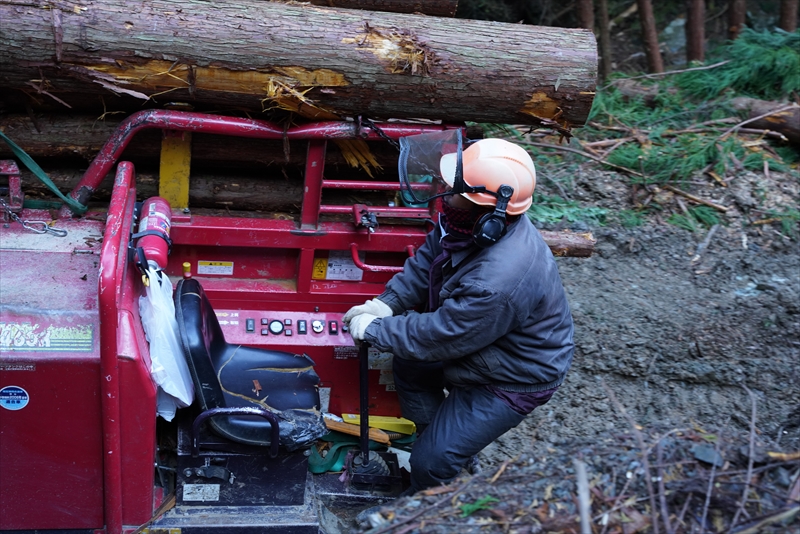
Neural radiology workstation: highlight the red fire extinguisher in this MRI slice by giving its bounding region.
[134,196,172,271]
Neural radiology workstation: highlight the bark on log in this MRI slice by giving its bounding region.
[730,97,800,145]
[303,0,459,17]
[0,114,485,174]
[20,167,306,211]
[0,113,406,169]
[539,230,595,258]
[0,0,597,131]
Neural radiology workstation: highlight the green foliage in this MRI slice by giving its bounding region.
[677,28,800,100]
[481,28,799,231]
[618,209,646,228]
[667,206,722,232]
[528,194,607,226]
[764,208,800,238]
[459,495,499,517]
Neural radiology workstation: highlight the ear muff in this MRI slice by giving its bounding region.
[472,184,514,248]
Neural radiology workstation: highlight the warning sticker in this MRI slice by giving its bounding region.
[312,251,364,281]
[333,346,359,360]
[0,385,29,411]
[183,484,220,502]
[0,363,35,372]
[197,261,234,276]
[0,323,93,352]
[312,258,328,280]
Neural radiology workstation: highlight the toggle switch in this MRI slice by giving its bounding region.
[246,318,255,333]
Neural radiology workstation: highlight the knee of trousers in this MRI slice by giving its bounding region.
[409,443,463,490]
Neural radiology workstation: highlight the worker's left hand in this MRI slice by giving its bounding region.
[349,313,378,341]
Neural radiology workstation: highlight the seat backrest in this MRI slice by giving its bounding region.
[174,278,227,411]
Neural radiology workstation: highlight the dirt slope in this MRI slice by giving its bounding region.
[353,165,800,533]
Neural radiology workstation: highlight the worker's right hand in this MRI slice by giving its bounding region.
[343,298,392,325]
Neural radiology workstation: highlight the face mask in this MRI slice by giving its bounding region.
[441,200,489,235]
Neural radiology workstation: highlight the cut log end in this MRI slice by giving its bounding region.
[540,230,596,258]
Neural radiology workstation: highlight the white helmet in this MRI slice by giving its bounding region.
[440,139,536,216]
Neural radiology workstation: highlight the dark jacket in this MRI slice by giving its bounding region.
[364,215,574,392]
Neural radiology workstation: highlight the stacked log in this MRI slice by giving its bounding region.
[1,0,596,130]
[304,0,459,16]
[0,0,597,256]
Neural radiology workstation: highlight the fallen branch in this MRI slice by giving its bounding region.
[701,422,727,534]
[574,458,592,534]
[766,451,800,461]
[602,380,661,534]
[731,506,800,534]
[657,441,674,534]
[662,185,729,212]
[371,479,474,534]
[526,141,643,177]
[600,61,731,89]
[692,224,720,263]
[731,385,758,530]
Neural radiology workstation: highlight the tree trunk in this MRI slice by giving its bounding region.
[686,0,705,63]
[779,0,798,32]
[728,0,746,40]
[0,0,597,131]
[597,0,612,81]
[576,0,595,30]
[636,0,664,73]
[305,0,459,17]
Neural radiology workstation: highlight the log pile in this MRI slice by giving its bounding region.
[0,0,596,128]
[0,0,598,256]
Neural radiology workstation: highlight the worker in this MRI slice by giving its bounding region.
[343,135,575,493]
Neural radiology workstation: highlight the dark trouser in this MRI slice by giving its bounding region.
[392,357,527,491]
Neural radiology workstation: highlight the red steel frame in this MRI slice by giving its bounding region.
[85,111,462,534]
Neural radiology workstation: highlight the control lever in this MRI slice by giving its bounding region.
[349,340,389,477]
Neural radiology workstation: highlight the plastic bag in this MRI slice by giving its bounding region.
[139,267,195,420]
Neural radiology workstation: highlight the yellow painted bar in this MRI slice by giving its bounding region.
[159,130,191,209]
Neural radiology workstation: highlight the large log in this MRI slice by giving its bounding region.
[0,0,597,131]
[729,97,800,145]
[0,113,483,170]
[304,0,459,17]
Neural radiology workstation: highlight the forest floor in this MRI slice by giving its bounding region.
[350,159,800,533]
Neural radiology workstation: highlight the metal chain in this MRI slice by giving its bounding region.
[0,198,68,237]
[360,117,401,151]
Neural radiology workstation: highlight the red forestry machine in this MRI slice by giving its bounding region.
[0,109,592,533]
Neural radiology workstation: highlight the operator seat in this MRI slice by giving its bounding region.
[174,278,327,451]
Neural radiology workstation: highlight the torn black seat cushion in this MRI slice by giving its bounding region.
[175,278,326,451]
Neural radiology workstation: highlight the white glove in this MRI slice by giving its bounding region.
[343,298,392,325]
[349,313,378,341]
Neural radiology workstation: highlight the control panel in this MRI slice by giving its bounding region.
[218,310,353,347]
